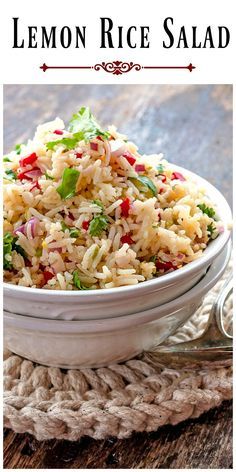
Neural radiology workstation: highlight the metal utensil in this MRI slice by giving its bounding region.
[143,272,233,368]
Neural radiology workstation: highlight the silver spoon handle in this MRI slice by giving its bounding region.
[214,272,233,339]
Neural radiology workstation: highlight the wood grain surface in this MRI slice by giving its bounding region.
[4,402,232,469]
[3,85,233,469]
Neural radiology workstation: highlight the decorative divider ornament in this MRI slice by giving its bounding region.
[40,61,195,75]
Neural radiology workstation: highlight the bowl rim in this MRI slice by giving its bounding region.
[3,164,232,300]
[4,240,231,332]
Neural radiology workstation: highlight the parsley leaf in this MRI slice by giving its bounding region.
[15,144,23,155]
[69,228,80,238]
[130,176,157,197]
[4,169,17,180]
[73,270,90,290]
[56,168,80,200]
[156,164,164,173]
[35,247,43,257]
[3,233,26,269]
[3,233,14,269]
[150,255,157,263]
[46,135,81,151]
[207,222,216,235]
[89,215,108,237]
[3,156,11,162]
[46,107,110,151]
[92,199,104,211]
[68,106,110,141]
[197,203,216,218]
[45,171,54,180]
[61,221,80,238]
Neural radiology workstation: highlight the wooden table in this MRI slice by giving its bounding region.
[3,85,232,469]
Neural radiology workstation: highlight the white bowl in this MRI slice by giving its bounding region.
[3,165,232,321]
[4,241,231,368]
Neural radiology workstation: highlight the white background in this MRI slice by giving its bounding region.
[0,0,235,84]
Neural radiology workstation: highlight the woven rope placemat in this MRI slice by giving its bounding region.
[4,261,232,441]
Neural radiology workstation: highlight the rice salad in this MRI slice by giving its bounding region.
[3,107,222,290]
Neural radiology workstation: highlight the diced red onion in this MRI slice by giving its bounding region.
[14,217,39,238]
[27,217,39,238]
[218,225,224,233]
[13,224,25,235]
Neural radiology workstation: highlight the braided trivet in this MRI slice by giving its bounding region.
[4,261,232,441]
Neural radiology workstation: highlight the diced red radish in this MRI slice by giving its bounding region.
[158,174,166,183]
[54,129,63,135]
[120,198,130,217]
[155,260,176,271]
[18,168,42,181]
[121,233,134,245]
[110,139,126,158]
[90,142,98,151]
[25,258,32,267]
[123,152,136,166]
[135,164,145,172]
[43,270,54,283]
[19,152,38,167]
[68,212,75,221]
[30,180,41,191]
[82,220,90,230]
[171,172,186,182]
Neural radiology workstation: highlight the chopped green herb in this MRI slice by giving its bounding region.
[3,232,26,269]
[89,215,108,237]
[73,270,89,290]
[92,199,104,211]
[150,255,157,263]
[197,203,216,218]
[207,222,216,235]
[56,168,80,200]
[47,107,110,151]
[61,221,80,238]
[130,176,157,197]
[68,106,110,141]
[35,247,43,257]
[3,233,14,269]
[4,169,17,180]
[15,144,23,155]
[45,171,54,180]
[69,228,80,238]
[156,164,164,173]
[60,221,69,232]
[46,135,80,151]
[3,156,11,162]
